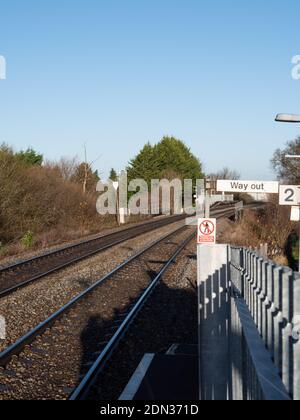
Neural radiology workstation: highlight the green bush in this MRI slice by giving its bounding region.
[21,231,35,248]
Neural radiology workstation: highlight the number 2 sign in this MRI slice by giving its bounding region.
[279,185,300,206]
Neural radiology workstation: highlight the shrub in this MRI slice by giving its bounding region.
[21,231,35,248]
[0,145,103,251]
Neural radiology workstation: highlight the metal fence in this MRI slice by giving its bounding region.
[230,247,300,400]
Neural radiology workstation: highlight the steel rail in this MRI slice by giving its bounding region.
[68,231,196,401]
[68,204,263,400]
[0,215,186,274]
[1,201,246,277]
[0,203,256,399]
[0,203,242,299]
[69,205,255,400]
[0,215,186,298]
[0,224,190,367]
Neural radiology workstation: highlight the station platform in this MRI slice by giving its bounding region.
[119,345,199,401]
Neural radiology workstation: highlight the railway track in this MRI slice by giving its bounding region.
[0,215,186,298]
[0,203,242,300]
[0,225,195,400]
[0,204,244,400]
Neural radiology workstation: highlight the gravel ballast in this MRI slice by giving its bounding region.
[87,238,198,401]
[0,227,195,400]
[0,220,186,352]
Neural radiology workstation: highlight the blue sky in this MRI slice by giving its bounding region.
[0,0,300,180]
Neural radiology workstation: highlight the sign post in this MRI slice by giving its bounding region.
[112,181,126,225]
[291,206,300,222]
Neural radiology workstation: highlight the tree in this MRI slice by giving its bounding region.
[73,144,101,194]
[154,136,203,181]
[45,157,79,181]
[109,168,118,181]
[271,137,300,183]
[16,148,43,167]
[71,163,99,193]
[127,137,203,184]
[127,142,160,184]
[209,167,240,180]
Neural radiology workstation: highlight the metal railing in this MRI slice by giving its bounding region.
[230,247,300,400]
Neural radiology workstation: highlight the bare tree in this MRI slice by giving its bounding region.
[82,144,101,195]
[271,137,300,183]
[209,167,240,180]
[45,157,79,181]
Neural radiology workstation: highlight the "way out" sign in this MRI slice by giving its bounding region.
[217,180,279,194]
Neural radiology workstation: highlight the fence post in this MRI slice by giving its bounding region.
[266,264,275,358]
[244,250,250,307]
[293,274,300,400]
[253,256,260,327]
[281,270,294,397]
[250,254,255,316]
[240,248,245,298]
[273,267,283,375]
[261,261,269,346]
[256,258,263,336]
[247,252,253,311]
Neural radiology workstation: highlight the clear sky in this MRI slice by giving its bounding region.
[0,0,300,180]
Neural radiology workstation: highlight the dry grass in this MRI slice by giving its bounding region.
[218,199,296,262]
[272,255,289,266]
[0,148,123,259]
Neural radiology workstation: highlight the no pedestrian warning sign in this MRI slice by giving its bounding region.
[197,218,216,245]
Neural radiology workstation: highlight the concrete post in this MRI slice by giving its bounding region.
[281,271,293,396]
[119,208,126,224]
[198,244,230,400]
[293,274,300,400]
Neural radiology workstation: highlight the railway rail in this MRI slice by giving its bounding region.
[0,202,244,299]
[0,225,195,400]
[70,204,244,400]
[0,203,244,400]
[0,215,186,298]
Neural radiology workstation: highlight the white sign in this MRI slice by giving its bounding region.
[279,185,300,206]
[197,218,216,245]
[291,206,300,222]
[217,180,279,194]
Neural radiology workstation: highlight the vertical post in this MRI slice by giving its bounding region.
[198,244,230,400]
[240,248,245,299]
[298,223,300,273]
[257,258,263,336]
[266,264,274,357]
[119,208,126,225]
[0,315,5,340]
[273,267,283,375]
[116,187,120,226]
[112,181,120,226]
[205,194,210,218]
[261,261,268,346]
[293,273,300,400]
[282,271,293,396]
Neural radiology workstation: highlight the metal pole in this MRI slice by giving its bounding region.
[205,194,210,218]
[116,187,120,226]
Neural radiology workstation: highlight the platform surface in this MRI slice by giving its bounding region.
[120,351,198,401]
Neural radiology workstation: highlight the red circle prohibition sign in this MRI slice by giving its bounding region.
[199,220,215,236]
